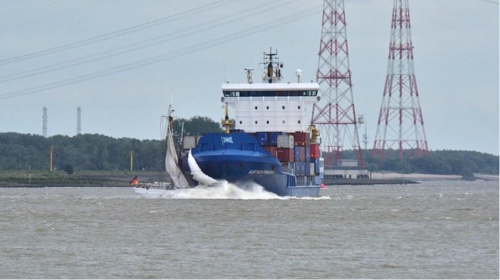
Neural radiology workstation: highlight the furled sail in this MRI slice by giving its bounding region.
[165,113,190,188]
[187,149,219,186]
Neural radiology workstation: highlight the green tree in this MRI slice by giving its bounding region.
[64,164,74,174]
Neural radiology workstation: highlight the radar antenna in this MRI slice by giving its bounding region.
[261,47,282,83]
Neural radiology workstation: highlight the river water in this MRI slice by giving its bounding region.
[0,180,498,278]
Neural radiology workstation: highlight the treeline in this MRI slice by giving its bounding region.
[0,115,498,176]
[339,149,499,177]
[0,116,223,172]
[0,132,162,172]
[172,116,223,136]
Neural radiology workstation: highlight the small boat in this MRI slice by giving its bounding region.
[133,105,191,198]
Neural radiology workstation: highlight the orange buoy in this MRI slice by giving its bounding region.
[320,183,326,189]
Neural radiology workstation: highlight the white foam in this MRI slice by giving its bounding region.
[156,181,330,200]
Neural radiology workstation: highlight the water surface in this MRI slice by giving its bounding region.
[0,180,497,278]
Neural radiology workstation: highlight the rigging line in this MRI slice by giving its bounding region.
[0,0,229,66]
[0,6,320,100]
[0,0,295,84]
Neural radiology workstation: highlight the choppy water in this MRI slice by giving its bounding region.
[0,180,498,278]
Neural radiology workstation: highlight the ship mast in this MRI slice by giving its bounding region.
[221,102,234,133]
[261,47,283,83]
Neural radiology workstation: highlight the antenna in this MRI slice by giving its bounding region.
[373,0,429,160]
[170,88,173,105]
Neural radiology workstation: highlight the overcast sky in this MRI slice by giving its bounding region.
[0,0,498,155]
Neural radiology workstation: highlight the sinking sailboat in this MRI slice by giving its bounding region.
[133,104,199,198]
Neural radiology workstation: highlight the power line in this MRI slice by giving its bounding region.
[0,0,295,84]
[0,5,321,100]
[477,0,499,4]
[0,0,228,66]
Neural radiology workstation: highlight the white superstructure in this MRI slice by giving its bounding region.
[220,49,319,133]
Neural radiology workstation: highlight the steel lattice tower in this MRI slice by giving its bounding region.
[311,0,364,168]
[373,0,429,160]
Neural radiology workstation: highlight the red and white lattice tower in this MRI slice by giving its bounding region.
[311,0,364,168]
[372,0,429,160]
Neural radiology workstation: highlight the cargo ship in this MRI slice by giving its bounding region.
[178,49,324,197]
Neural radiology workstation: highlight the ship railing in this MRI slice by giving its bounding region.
[283,173,296,187]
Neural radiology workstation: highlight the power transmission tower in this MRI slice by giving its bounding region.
[373,0,429,160]
[311,0,364,168]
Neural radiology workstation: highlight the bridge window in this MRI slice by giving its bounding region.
[298,106,301,109]
[239,121,242,124]
[266,120,269,124]
[266,106,269,110]
[282,106,285,110]
[255,106,258,110]
[224,90,318,97]
[255,121,258,124]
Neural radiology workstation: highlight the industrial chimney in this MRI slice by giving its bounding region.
[43,107,48,138]
[77,107,81,135]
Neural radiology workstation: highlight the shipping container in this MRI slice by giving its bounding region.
[255,132,269,146]
[309,163,315,176]
[292,132,311,146]
[298,146,306,162]
[182,136,197,149]
[263,146,277,157]
[311,158,320,174]
[305,146,310,162]
[277,135,294,148]
[294,163,300,176]
[277,148,294,162]
[295,162,305,176]
[268,132,281,146]
[268,146,277,157]
[304,162,310,176]
[293,146,300,162]
[310,144,320,159]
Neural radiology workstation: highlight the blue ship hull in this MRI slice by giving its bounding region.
[180,132,320,197]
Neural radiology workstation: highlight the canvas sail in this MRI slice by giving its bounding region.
[165,118,190,188]
[187,149,218,186]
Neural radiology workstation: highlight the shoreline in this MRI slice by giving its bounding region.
[0,170,497,188]
[370,172,499,181]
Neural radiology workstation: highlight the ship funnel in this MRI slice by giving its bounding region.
[296,69,302,83]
